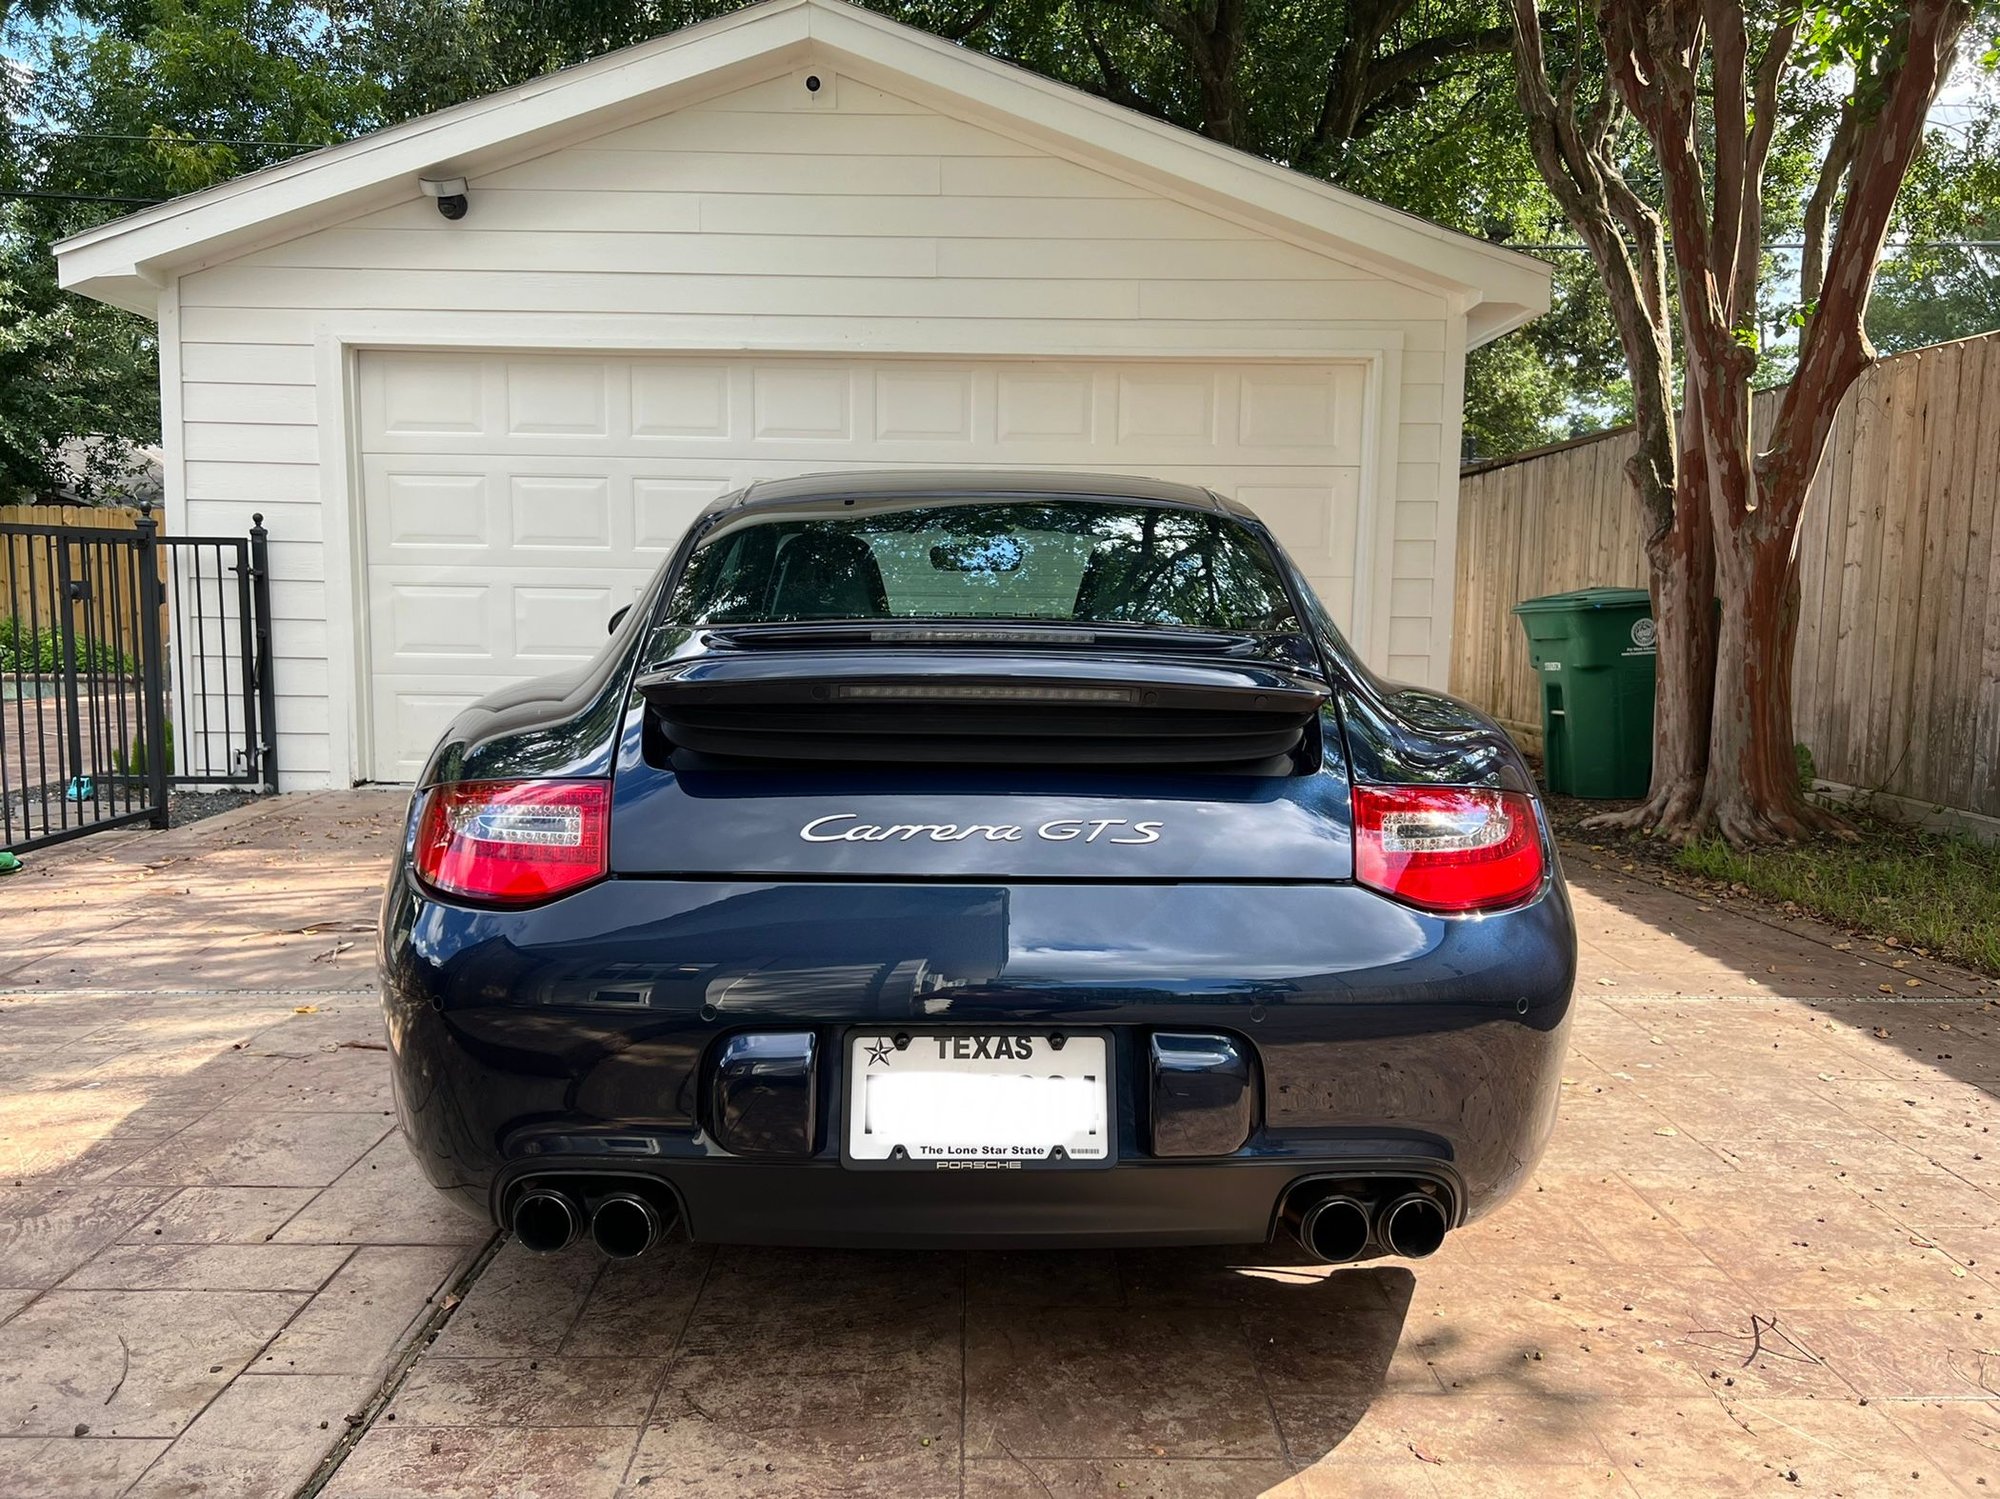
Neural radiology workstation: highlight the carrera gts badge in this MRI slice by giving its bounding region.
[799,814,1162,845]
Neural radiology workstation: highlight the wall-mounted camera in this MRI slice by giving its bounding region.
[420,176,470,221]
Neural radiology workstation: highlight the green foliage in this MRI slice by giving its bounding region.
[1870,103,2000,353]
[116,717,172,778]
[0,616,134,674]
[0,212,160,500]
[1794,741,1817,792]
[1676,810,2000,976]
[1,0,379,495]
[25,0,1985,482]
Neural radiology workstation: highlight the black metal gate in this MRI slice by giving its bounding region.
[1,505,276,853]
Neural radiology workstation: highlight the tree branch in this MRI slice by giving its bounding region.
[1766,0,1971,521]
[1509,0,1676,527]
[941,0,1004,42]
[1733,17,1795,326]
[1800,98,1858,308]
[1304,0,1410,160]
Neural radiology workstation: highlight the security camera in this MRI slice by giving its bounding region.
[420,176,469,221]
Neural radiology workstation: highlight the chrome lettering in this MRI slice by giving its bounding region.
[800,813,860,842]
[806,815,1161,845]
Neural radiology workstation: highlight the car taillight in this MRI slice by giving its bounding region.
[413,779,610,906]
[1352,785,1544,913]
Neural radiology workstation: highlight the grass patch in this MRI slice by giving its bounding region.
[1674,811,2000,975]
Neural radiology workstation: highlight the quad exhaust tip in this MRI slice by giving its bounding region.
[591,1192,666,1260]
[1291,1195,1371,1264]
[1281,1182,1451,1263]
[512,1188,582,1255]
[1378,1191,1448,1260]
[510,1182,679,1259]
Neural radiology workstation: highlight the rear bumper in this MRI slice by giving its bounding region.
[379,871,1576,1246]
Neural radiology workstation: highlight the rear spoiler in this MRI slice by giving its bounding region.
[635,647,1329,769]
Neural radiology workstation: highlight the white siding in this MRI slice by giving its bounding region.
[169,64,1455,788]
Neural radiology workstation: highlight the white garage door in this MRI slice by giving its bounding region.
[357,352,1369,781]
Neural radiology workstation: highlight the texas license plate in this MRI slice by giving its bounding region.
[845,1031,1110,1167]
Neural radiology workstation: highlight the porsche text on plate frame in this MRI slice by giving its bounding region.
[377,470,1577,1265]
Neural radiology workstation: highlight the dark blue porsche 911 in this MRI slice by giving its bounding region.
[379,470,1575,1266]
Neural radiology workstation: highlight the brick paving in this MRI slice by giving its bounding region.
[1,792,1997,1497]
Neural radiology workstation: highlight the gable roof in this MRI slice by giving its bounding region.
[56,0,1550,342]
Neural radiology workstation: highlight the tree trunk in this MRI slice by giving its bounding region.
[1584,405,1714,834]
[1697,521,1840,842]
[1638,475,1716,830]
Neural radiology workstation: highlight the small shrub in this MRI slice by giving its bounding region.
[117,720,174,779]
[0,616,133,675]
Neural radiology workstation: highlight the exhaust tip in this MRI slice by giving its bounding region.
[591,1192,666,1260]
[512,1188,581,1254]
[1297,1195,1372,1263]
[1380,1192,1448,1259]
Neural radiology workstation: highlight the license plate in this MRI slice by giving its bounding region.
[845,1031,1110,1167]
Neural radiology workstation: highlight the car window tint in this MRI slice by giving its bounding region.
[666,500,1299,632]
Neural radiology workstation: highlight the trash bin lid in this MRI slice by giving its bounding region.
[1510,586,1653,616]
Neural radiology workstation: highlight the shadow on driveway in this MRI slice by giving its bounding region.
[326,1235,1433,1497]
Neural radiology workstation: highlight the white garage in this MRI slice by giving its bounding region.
[58,0,1548,788]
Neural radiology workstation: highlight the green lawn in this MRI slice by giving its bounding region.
[1674,812,2000,976]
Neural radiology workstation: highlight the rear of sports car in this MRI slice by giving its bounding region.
[379,479,1576,1264]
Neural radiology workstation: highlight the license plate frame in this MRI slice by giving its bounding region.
[840,1028,1115,1171]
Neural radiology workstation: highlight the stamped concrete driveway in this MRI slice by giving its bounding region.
[2,793,1998,1498]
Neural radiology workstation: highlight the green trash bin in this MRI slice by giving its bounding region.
[1510,587,1656,798]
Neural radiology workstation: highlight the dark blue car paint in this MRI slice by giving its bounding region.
[384,472,1576,1250]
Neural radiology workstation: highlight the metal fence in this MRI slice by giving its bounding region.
[0,505,276,853]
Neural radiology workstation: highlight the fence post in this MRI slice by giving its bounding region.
[134,502,170,828]
[248,513,278,793]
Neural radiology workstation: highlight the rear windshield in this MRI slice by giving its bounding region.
[664,499,1299,632]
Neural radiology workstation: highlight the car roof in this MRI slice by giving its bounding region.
[704,469,1257,522]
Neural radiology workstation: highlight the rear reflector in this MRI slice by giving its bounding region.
[1352,785,1544,913]
[414,779,610,906]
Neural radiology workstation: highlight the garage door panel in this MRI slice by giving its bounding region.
[1239,471,1361,577]
[510,475,615,550]
[632,363,731,438]
[505,359,614,437]
[635,476,735,550]
[751,364,853,440]
[515,585,619,663]
[358,351,1371,781]
[873,368,976,443]
[995,370,1095,443]
[383,583,495,661]
[364,354,488,441]
[371,471,492,552]
[372,684,487,782]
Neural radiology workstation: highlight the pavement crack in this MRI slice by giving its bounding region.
[103,1335,129,1406]
[289,1231,504,1499]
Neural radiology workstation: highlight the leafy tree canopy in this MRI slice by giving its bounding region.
[0,0,1993,497]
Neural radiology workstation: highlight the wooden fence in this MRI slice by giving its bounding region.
[1450,327,2000,821]
[0,505,154,668]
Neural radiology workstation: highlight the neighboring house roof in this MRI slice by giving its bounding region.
[51,439,165,506]
[56,0,1550,343]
